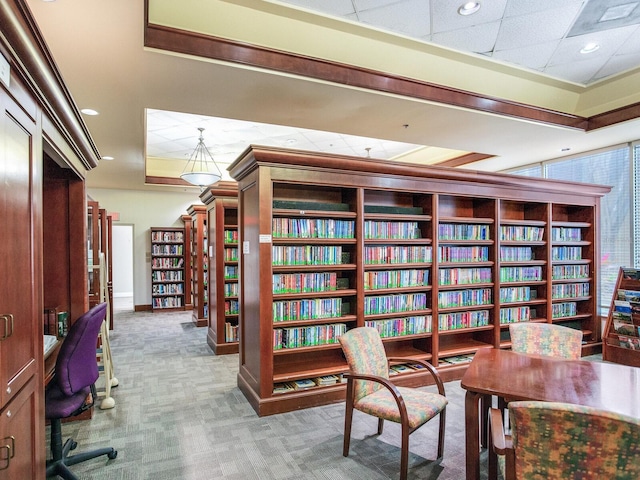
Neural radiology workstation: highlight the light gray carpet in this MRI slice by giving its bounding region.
[47,307,491,480]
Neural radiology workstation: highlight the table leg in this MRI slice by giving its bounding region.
[464,390,483,480]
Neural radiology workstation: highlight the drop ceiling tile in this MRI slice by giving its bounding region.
[594,51,640,80]
[357,0,431,37]
[543,56,608,84]
[432,21,501,54]
[546,25,637,67]
[431,0,508,34]
[493,40,560,70]
[503,0,586,18]
[494,3,584,50]
[353,0,402,12]
[616,26,640,54]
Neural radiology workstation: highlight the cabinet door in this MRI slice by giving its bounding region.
[0,100,38,406]
[0,377,37,479]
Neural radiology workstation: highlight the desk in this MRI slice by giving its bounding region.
[460,348,640,480]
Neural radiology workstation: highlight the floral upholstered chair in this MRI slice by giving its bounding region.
[489,401,640,480]
[509,322,583,359]
[338,327,447,480]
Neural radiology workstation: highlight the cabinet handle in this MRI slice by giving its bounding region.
[0,436,14,470]
[0,315,13,341]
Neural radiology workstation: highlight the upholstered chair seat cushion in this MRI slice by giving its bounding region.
[355,386,448,429]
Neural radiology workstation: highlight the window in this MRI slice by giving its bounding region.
[504,146,632,311]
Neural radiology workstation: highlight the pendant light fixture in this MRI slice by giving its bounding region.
[180,127,222,188]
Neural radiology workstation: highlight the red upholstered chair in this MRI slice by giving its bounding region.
[489,401,640,480]
[339,327,447,480]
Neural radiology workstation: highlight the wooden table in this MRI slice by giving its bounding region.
[460,348,640,480]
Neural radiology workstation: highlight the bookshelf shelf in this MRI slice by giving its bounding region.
[150,227,186,312]
[229,146,609,416]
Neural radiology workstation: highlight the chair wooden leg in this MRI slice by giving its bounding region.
[343,401,353,457]
[487,408,497,480]
[437,407,446,460]
[400,422,409,480]
[377,417,384,435]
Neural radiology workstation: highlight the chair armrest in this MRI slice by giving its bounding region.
[344,372,410,425]
[387,357,446,396]
[489,407,509,454]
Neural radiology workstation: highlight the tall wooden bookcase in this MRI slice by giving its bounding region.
[187,205,208,326]
[229,146,610,416]
[150,227,186,311]
[201,182,239,354]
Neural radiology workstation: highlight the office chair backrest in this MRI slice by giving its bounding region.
[54,302,107,397]
[509,322,582,359]
[509,401,640,479]
[339,327,389,402]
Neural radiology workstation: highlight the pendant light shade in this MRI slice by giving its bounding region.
[180,127,222,187]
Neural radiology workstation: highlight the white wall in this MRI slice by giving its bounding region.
[87,188,201,308]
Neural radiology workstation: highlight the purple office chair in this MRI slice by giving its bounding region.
[45,302,117,479]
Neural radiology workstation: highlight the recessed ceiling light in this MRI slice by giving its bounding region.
[81,108,99,115]
[580,42,600,54]
[101,156,114,161]
[458,2,481,16]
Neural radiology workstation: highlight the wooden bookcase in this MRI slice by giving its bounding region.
[150,227,186,311]
[602,268,640,367]
[228,146,610,416]
[187,205,208,326]
[200,183,239,354]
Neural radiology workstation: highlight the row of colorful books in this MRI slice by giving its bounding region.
[151,244,183,255]
[499,306,531,324]
[551,246,582,260]
[364,221,421,239]
[152,283,184,295]
[439,223,490,241]
[499,225,544,242]
[500,286,532,303]
[151,257,184,269]
[272,245,347,266]
[500,246,535,261]
[224,229,238,244]
[152,270,183,282]
[273,272,339,294]
[364,315,432,337]
[437,288,492,308]
[272,374,344,394]
[364,269,429,289]
[551,283,590,299]
[151,231,183,242]
[272,218,355,239]
[273,298,343,322]
[364,245,432,264]
[438,310,490,330]
[500,266,543,282]
[273,323,347,349]
[551,227,582,242]
[439,246,489,262]
[439,267,491,286]
[364,292,427,315]
[552,264,589,279]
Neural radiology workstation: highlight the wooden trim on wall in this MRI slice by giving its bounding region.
[143,19,588,131]
[438,153,494,168]
[587,101,640,131]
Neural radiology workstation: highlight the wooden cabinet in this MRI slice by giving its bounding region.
[187,205,208,326]
[200,184,239,354]
[229,146,610,416]
[603,268,640,366]
[0,93,41,478]
[150,227,186,311]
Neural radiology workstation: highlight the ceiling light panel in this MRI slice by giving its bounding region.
[569,0,640,36]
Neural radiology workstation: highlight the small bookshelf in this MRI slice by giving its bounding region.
[603,267,640,367]
[200,185,240,354]
[187,205,208,327]
[150,227,186,311]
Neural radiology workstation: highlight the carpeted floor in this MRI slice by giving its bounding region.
[47,306,492,480]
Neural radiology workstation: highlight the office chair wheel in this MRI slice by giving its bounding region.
[69,440,78,451]
[108,450,118,460]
